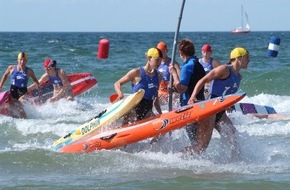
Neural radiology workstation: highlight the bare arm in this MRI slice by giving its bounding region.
[114,68,139,99]
[27,73,49,91]
[27,68,40,90]
[59,69,71,90]
[0,65,13,91]
[212,59,222,68]
[168,64,188,93]
[28,68,39,85]
[51,69,71,101]
[173,61,181,79]
[188,65,228,104]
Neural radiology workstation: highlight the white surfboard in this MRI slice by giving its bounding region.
[232,103,277,115]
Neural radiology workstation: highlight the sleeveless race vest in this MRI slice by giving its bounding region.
[48,68,63,86]
[158,57,171,81]
[132,67,159,101]
[10,66,29,88]
[210,66,241,97]
[199,58,213,74]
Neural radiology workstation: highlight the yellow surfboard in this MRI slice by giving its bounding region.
[52,89,144,151]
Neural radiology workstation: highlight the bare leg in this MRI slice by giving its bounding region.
[185,124,197,145]
[184,116,215,154]
[215,113,240,158]
[9,97,27,119]
[193,116,215,154]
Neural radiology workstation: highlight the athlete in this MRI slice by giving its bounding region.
[0,52,40,118]
[114,47,163,121]
[169,39,214,154]
[189,47,250,157]
[156,41,180,105]
[28,58,73,102]
[199,44,222,99]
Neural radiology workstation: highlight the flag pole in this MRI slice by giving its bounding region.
[168,0,186,111]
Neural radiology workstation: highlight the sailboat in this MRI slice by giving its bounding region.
[231,5,250,34]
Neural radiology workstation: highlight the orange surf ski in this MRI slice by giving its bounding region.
[55,92,246,153]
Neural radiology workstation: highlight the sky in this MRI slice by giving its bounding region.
[1,0,290,32]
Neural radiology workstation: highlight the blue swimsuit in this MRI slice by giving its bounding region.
[48,68,63,87]
[10,66,29,99]
[210,66,241,97]
[158,58,171,82]
[132,67,159,120]
[210,66,241,123]
[199,58,214,74]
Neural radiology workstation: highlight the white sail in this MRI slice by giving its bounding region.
[244,12,250,30]
[232,5,250,33]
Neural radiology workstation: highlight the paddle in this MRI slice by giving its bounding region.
[109,93,119,103]
[109,93,131,103]
[168,0,186,111]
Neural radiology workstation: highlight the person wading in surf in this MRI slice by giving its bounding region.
[114,47,163,122]
[169,39,214,154]
[28,58,73,102]
[0,52,40,118]
[189,47,250,157]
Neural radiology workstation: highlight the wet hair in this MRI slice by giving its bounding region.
[18,52,28,60]
[51,60,57,67]
[156,48,163,58]
[178,39,195,56]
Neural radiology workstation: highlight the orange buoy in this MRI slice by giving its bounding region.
[97,39,110,59]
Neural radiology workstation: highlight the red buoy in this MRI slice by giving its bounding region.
[97,39,110,59]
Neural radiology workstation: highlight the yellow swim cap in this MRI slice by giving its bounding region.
[230,47,248,59]
[18,52,28,60]
[146,48,162,58]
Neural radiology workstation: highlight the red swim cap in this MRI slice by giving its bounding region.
[202,44,212,52]
[44,58,54,69]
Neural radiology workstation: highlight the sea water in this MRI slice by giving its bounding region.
[0,32,290,189]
